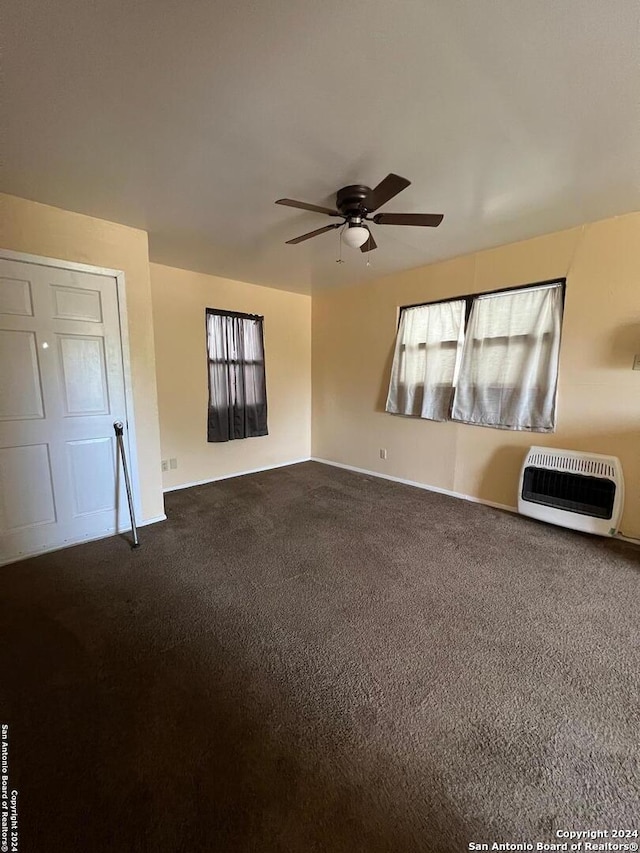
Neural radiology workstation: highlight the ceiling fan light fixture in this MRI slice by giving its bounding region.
[342,224,370,249]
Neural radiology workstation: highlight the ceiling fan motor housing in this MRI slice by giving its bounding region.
[336,185,372,221]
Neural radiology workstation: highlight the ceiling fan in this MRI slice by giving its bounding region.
[275,173,443,252]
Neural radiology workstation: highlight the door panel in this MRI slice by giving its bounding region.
[0,330,45,420]
[66,437,117,516]
[58,334,110,415]
[0,276,34,316]
[0,257,134,564]
[51,284,103,323]
[0,444,56,531]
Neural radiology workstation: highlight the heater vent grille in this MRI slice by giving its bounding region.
[526,451,616,478]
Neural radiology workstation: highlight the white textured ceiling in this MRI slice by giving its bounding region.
[3,0,639,293]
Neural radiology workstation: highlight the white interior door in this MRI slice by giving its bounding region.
[0,257,133,565]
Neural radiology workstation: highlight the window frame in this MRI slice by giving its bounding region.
[205,307,266,372]
[392,277,567,429]
[398,277,566,330]
[205,307,268,442]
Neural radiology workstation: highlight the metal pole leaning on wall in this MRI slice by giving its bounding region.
[114,421,140,549]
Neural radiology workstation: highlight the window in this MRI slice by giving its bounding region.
[386,280,565,432]
[386,299,466,421]
[206,308,268,442]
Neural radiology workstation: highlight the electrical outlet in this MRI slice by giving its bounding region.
[169,458,178,470]
[379,448,387,460]
[633,355,640,371]
[161,460,169,472]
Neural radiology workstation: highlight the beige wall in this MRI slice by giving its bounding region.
[3,191,637,538]
[312,213,640,538]
[0,193,165,522]
[150,263,311,490]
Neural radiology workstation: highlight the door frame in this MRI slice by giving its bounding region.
[0,248,143,525]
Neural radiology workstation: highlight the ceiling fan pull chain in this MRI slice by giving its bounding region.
[336,223,346,263]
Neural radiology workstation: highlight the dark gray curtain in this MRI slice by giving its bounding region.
[206,309,268,442]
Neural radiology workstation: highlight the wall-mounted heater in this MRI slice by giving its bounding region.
[518,447,624,537]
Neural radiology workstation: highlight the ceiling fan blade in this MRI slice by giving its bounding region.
[368,174,411,211]
[372,212,444,227]
[360,228,377,253]
[285,223,341,244]
[276,198,340,217]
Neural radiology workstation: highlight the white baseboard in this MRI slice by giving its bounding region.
[312,459,640,544]
[0,513,167,567]
[163,458,311,493]
[614,532,640,545]
[311,457,518,514]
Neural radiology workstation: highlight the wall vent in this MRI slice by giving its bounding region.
[518,447,624,536]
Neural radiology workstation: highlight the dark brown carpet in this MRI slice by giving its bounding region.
[1,461,639,852]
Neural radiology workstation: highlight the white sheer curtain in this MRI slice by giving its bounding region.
[451,283,563,431]
[386,300,466,420]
